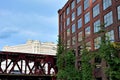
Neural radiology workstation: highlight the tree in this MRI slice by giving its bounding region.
[81,49,93,80]
[57,36,81,80]
[96,24,120,80]
[80,38,93,80]
[56,36,66,80]
[98,38,120,80]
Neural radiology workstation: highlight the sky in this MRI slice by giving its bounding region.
[0,0,68,50]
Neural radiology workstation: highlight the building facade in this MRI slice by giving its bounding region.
[58,0,120,80]
[2,40,57,55]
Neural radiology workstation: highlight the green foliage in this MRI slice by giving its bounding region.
[57,22,120,80]
[97,24,120,80]
[57,54,65,70]
[64,51,75,67]
[57,37,81,80]
[63,50,82,80]
[99,43,120,80]
[57,36,64,56]
[81,48,93,80]
[57,50,82,80]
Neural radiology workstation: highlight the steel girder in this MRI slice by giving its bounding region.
[0,51,57,77]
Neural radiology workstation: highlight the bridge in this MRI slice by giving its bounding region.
[0,51,57,80]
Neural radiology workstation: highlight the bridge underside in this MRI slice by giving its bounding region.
[0,51,57,80]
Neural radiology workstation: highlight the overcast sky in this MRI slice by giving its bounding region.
[0,0,68,50]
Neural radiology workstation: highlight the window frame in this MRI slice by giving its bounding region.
[117,6,120,20]
[94,20,100,33]
[78,31,82,42]
[77,0,81,4]
[71,0,75,10]
[78,18,82,29]
[94,37,101,49]
[84,12,90,24]
[85,26,91,38]
[72,12,75,21]
[93,4,100,18]
[84,0,89,10]
[103,0,112,10]
[72,24,76,33]
[105,30,114,42]
[104,11,113,27]
[72,36,76,45]
[77,6,82,16]
[66,17,70,26]
[66,6,70,15]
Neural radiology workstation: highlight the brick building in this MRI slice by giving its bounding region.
[58,0,120,80]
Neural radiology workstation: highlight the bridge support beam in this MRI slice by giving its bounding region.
[0,51,57,80]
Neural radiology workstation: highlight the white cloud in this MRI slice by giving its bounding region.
[0,9,57,25]
[0,0,68,50]
[0,10,58,45]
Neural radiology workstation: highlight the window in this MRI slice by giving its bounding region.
[77,6,82,16]
[84,12,90,24]
[94,37,101,49]
[92,0,96,3]
[67,28,70,37]
[106,30,114,42]
[93,4,100,17]
[78,18,82,29]
[119,26,120,38]
[72,36,76,45]
[72,12,75,21]
[104,11,113,27]
[77,0,81,3]
[86,42,91,50]
[67,40,70,48]
[71,0,75,10]
[85,26,90,37]
[94,20,100,33]
[117,6,120,20]
[78,31,82,42]
[72,24,76,33]
[103,0,112,10]
[66,6,70,15]
[66,17,70,26]
[84,0,89,10]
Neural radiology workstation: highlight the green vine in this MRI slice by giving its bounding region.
[80,38,93,80]
[81,49,93,80]
[57,23,120,80]
[57,37,81,80]
[97,24,120,80]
